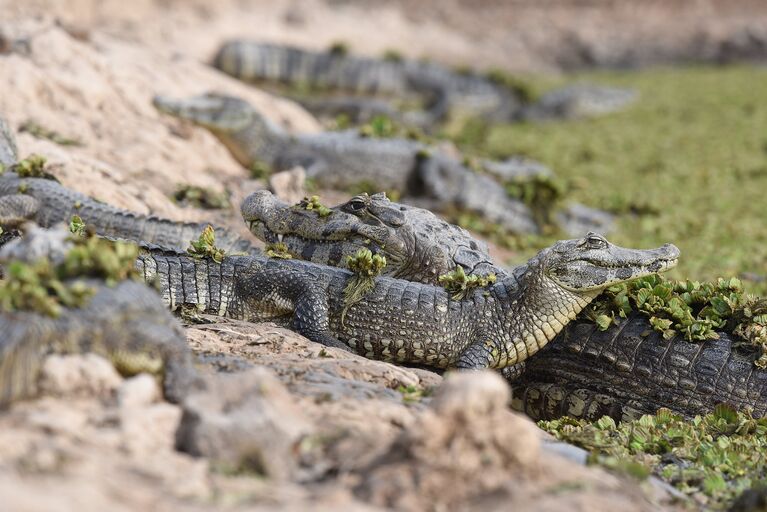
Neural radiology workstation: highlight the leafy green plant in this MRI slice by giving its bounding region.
[187,225,225,263]
[438,266,496,300]
[298,195,333,218]
[342,248,386,324]
[540,406,767,509]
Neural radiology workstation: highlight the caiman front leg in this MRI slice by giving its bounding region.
[241,266,353,353]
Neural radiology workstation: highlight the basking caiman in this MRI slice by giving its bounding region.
[240,189,767,420]
[136,232,678,370]
[211,41,637,125]
[152,92,542,235]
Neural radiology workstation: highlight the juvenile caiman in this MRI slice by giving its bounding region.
[240,189,767,420]
[136,232,678,370]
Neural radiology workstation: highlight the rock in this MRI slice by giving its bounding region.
[175,367,312,479]
[269,166,306,204]
[117,373,160,409]
[38,353,122,399]
[353,370,542,510]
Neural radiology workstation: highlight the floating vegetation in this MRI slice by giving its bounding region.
[19,120,82,146]
[187,225,225,263]
[173,185,230,210]
[342,248,386,324]
[298,195,333,218]
[586,275,767,365]
[438,266,496,300]
[540,406,767,509]
[68,214,86,237]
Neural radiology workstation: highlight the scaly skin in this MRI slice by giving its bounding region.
[0,172,257,254]
[240,190,767,419]
[0,226,202,407]
[136,233,678,370]
[242,190,505,284]
[152,92,541,235]
[212,41,519,124]
[0,279,202,407]
[510,313,767,420]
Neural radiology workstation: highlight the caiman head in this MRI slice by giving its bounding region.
[538,232,679,293]
[485,232,680,367]
[152,92,282,167]
[241,190,458,282]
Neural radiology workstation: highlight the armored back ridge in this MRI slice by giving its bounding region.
[0,172,257,254]
[511,313,767,421]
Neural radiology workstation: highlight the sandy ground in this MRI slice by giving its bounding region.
[1,0,759,509]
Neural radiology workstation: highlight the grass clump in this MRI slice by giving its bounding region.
[342,248,386,324]
[540,406,767,509]
[298,195,333,218]
[187,225,225,263]
[438,266,496,300]
[173,185,229,210]
[2,154,58,180]
[19,120,82,146]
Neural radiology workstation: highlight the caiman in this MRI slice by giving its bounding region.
[152,92,542,235]
[211,41,637,125]
[136,232,678,370]
[240,189,767,420]
[0,225,202,407]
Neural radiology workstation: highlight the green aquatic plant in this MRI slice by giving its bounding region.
[2,154,58,180]
[0,226,138,316]
[540,405,767,509]
[438,266,496,300]
[187,225,225,263]
[586,275,767,365]
[299,195,333,218]
[265,242,293,259]
[342,248,386,324]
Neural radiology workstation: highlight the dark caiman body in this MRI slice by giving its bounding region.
[510,313,767,421]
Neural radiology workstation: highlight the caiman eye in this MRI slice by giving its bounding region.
[584,233,607,249]
[347,199,366,211]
